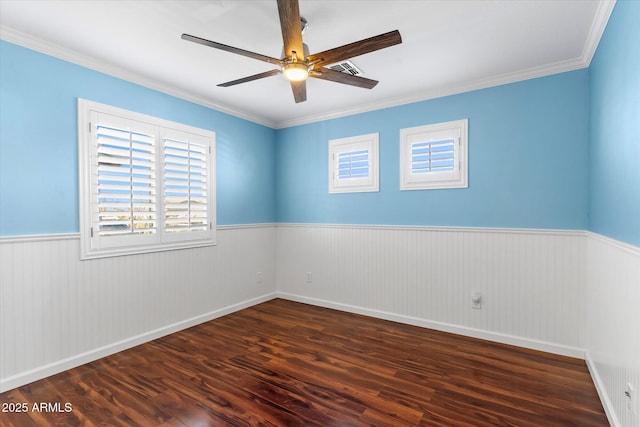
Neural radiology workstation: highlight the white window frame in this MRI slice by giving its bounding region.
[78,99,216,259]
[400,119,468,190]
[328,133,379,194]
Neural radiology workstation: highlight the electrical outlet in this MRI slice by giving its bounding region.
[471,292,482,309]
[305,272,312,283]
[256,272,263,284]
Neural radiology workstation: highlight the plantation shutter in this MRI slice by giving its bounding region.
[399,119,467,191]
[336,149,369,179]
[410,137,456,174]
[80,99,216,259]
[89,112,159,250]
[96,124,157,236]
[162,130,211,240]
[328,133,379,194]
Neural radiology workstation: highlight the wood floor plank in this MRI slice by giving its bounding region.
[0,299,607,426]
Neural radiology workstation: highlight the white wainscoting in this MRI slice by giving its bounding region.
[277,224,587,357]
[586,233,640,427]
[3,222,637,426]
[0,224,277,392]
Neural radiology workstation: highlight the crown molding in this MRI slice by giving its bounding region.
[273,56,589,129]
[1,0,615,130]
[272,0,617,129]
[581,0,617,66]
[0,25,277,128]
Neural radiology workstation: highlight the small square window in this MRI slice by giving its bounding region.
[329,133,379,194]
[400,119,468,190]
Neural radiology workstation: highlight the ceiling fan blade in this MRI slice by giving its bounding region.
[276,0,304,60]
[307,30,402,67]
[182,33,282,65]
[290,79,307,103]
[217,69,282,87]
[311,68,379,89]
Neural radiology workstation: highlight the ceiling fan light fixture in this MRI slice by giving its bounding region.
[283,62,309,81]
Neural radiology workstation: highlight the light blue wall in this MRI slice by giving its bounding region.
[0,41,277,236]
[589,0,640,247]
[8,19,635,239]
[276,70,590,229]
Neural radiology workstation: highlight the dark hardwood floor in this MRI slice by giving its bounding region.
[0,299,607,426]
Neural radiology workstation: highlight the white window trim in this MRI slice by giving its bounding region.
[78,99,216,259]
[328,133,379,194]
[400,119,468,190]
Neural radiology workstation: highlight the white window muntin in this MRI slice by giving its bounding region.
[79,99,216,259]
[400,119,468,190]
[329,133,379,194]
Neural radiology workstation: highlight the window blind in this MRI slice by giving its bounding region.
[411,138,455,174]
[328,132,378,194]
[163,137,209,233]
[336,149,369,179]
[80,99,216,259]
[96,124,156,237]
[399,119,467,191]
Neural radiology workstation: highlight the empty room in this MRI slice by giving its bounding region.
[0,0,638,425]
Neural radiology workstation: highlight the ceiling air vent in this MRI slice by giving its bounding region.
[326,60,363,76]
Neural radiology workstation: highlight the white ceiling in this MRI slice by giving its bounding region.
[0,0,614,128]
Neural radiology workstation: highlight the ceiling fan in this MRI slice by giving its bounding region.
[181,0,402,103]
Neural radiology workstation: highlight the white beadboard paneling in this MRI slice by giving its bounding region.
[4,221,636,427]
[586,233,640,427]
[0,225,277,392]
[276,224,587,356]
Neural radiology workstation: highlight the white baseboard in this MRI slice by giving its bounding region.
[0,290,589,393]
[0,293,277,393]
[277,292,586,359]
[585,351,620,427]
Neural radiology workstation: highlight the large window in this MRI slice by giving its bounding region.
[328,133,379,194]
[400,119,468,190]
[78,99,215,259]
